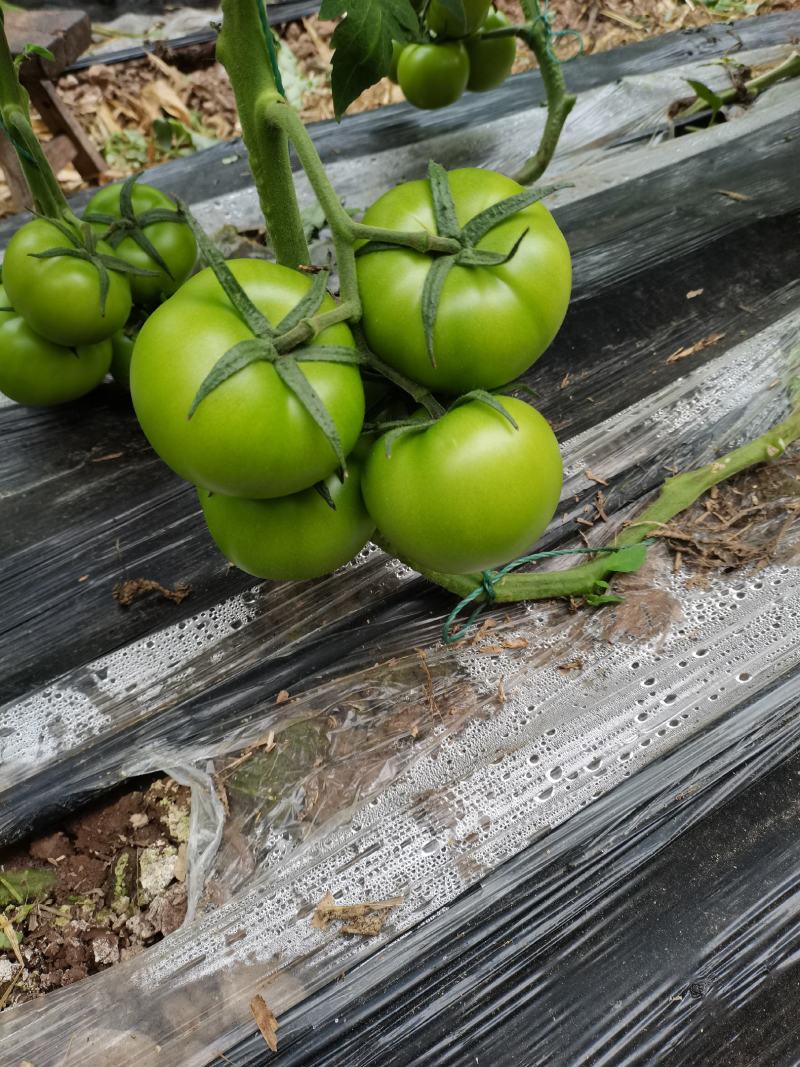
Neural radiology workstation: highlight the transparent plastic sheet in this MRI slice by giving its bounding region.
[2,288,800,1062]
[189,43,800,297]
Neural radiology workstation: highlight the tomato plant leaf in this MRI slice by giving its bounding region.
[421,253,457,367]
[188,338,276,419]
[274,354,346,468]
[585,593,625,606]
[276,270,331,335]
[452,389,519,429]
[14,42,55,72]
[428,161,461,240]
[0,869,56,907]
[314,481,338,510]
[461,183,566,246]
[178,200,274,339]
[432,0,469,34]
[686,78,725,116]
[320,0,420,120]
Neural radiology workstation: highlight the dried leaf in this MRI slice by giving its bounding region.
[665,332,725,364]
[250,994,279,1053]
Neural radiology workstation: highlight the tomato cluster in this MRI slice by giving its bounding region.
[390,2,517,110]
[0,176,196,407]
[131,165,571,583]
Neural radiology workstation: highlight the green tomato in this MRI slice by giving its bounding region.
[85,182,197,308]
[466,10,516,91]
[427,0,492,37]
[131,259,365,499]
[363,397,562,574]
[198,460,375,581]
[0,285,111,406]
[357,168,571,394]
[388,40,404,83]
[110,326,137,391]
[397,42,470,109]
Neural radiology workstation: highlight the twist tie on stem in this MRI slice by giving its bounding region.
[531,0,584,64]
[257,0,287,98]
[442,542,653,645]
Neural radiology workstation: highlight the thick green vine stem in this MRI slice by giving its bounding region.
[389,402,800,621]
[477,0,577,185]
[0,12,75,220]
[216,0,309,268]
[676,49,800,121]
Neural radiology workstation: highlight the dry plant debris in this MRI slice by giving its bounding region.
[250,993,280,1053]
[311,891,404,937]
[113,577,192,607]
[665,331,726,364]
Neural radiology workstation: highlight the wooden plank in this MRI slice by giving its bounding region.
[27,78,106,179]
[5,8,91,79]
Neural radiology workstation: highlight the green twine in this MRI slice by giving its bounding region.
[532,0,584,64]
[257,0,287,98]
[442,544,645,645]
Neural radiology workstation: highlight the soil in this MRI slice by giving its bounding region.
[0,777,191,1008]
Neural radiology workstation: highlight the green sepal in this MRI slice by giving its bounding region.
[177,199,274,339]
[461,184,566,246]
[456,228,529,268]
[188,338,276,419]
[96,254,161,278]
[314,481,338,511]
[274,354,346,469]
[452,389,519,429]
[421,253,457,367]
[427,160,461,240]
[276,270,330,335]
[292,345,366,365]
[354,241,405,258]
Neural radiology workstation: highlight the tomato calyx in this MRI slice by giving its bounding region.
[84,173,186,280]
[370,387,519,457]
[28,216,159,315]
[357,161,566,368]
[181,206,365,470]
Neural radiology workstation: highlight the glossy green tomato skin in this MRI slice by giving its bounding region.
[131,259,365,499]
[198,461,375,581]
[111,328,136,390]
[3,218,132,347]
[85,182,197,308]
[357,168,571,394]
[397,42,470,109]
[362,398,563,574]
[427,0,492,37]
[0,286,111,406]
[466,10,516,91]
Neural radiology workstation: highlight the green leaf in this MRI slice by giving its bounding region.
[686,78,725,114]
[0,869,56,907]
[14,42,55,71]
[274,355,346,468]
[276,270,330,335]
[427,161,461,240]
[452,390,519,429]
[585,593,625,607]
[421,254,457,367]
[605,544,649,573]
[188,339,276,419]
[320,0,419,119]
[461,184,566,246]
[431,0,469,33]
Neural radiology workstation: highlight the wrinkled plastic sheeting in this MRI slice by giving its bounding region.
[191,43,800,298]
[2,281,799,1063]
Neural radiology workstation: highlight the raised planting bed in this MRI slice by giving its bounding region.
[1,11,800,1066]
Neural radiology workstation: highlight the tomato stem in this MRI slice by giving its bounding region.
[216,0,310,268]
[395,389,800,609]
[513,0,577,185]
[675,50,800,121]
[0,12,77,222]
